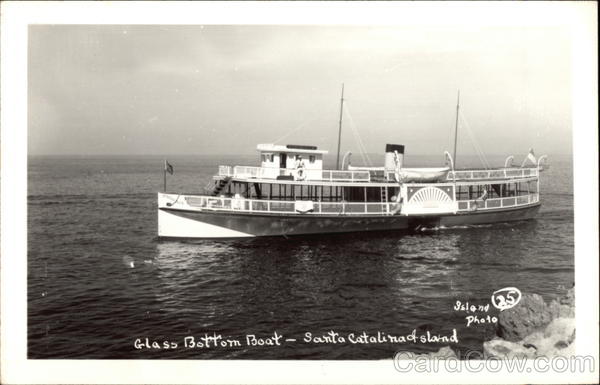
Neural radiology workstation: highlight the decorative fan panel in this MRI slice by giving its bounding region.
[408,187,452,205]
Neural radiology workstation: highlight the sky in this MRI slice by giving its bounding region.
[28,24,572,158]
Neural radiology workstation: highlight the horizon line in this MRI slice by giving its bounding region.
[27,152,574,157]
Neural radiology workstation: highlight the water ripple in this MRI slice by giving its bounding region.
[28,156,574,359]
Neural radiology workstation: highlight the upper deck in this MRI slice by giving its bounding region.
[218,165,371,183]
[217,164,540,185]
[216,142,543,186]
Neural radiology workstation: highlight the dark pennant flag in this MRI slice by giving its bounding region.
[165,160,174,175]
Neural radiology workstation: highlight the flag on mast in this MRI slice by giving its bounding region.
[165,160,174,175]
[163,160,173,192]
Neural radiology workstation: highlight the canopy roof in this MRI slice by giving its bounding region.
[256,143,328,155]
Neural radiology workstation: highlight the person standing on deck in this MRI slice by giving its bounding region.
[295,155,306,181]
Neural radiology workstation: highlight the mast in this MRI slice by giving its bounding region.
[452,90,460,167]
[335,83,345,170]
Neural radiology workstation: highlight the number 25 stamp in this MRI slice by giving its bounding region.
[491,287,522,311]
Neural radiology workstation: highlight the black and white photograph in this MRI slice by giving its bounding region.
[1,1,598,384]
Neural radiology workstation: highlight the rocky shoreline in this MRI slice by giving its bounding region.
[403,287,575,360]
[483,286,575,359]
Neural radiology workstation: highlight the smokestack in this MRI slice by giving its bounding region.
[385,144,405,171]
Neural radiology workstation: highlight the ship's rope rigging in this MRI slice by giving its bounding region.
[343,102,374,167]
[269,99,374,168]
[458,110,491,170]
[271,93,490,170]
[272,102,334,145]
[272,117,315,145]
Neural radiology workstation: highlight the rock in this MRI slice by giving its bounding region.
[560,287,575,307]
[487,287,575,358]
[426,346,458,359]
[554,340,569,349]
[537,324,576,357]
[539,317,576,357]
[497,293,554,341]
[397,346,458,359]
[567,328,576,344]
[497,288,575,342]
[483,338,536,359]
[543,317,576,341]
[485,317,576,359]
[547,287,575,319]
[547,300,574,319]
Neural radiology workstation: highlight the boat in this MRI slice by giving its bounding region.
[157,89,548,239]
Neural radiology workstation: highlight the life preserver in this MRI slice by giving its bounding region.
[294,200,314,214]
[391,196,403,215]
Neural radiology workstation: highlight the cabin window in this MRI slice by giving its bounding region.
[280,153,287,169]
[309,155,315,164]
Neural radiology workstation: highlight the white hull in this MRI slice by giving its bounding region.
[157,191,540,239]
[158,209,254,238]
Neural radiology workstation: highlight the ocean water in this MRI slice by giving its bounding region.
[27,154,574,359]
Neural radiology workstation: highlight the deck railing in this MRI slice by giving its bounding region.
[183,195,390,215]
[447,167,539,181]
[220,165,538,183]
[218,165,233,177]
[218,165,371,182]
[456,193,539,212]
[164,191,539,216]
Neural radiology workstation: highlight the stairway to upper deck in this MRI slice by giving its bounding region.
[211,176,232,196]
